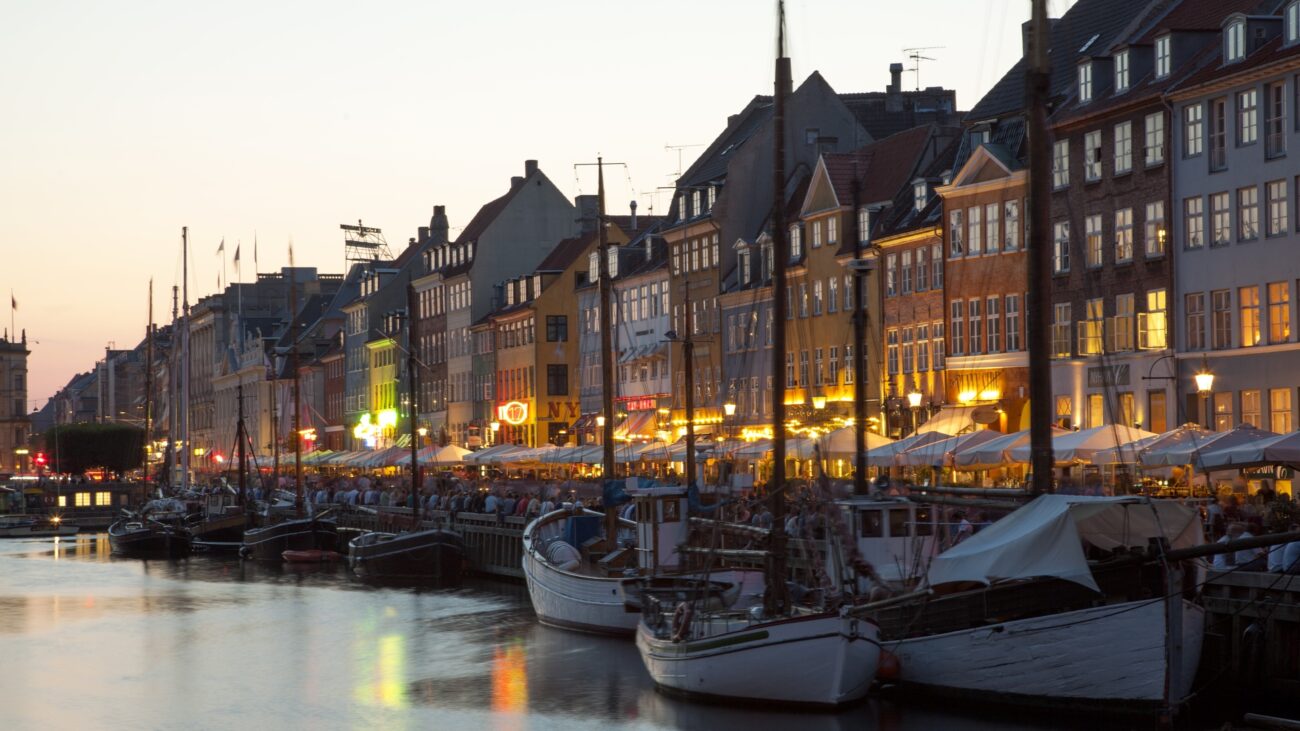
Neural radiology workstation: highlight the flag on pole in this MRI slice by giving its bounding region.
[288,240,295,267]
[216,238,225,256]
[254,235,259,272]
[9,292,15,311]
[233,243,241,265]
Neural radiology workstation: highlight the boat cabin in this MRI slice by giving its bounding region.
[629,485,688,573]
[835,497,939,588]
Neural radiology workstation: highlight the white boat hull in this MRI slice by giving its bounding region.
[637,611,880,707]
[886,598,1205,708]
[522,545,641,634]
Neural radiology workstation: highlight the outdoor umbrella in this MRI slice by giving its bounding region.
[1091,423,1212,465]
[1142,424,1277,468]
[897,429,1003,467]
[819,426,895,458]
[1006,425,1157,465]
[868,430,951,467]
[1188,424,1283,471]
[1196,430,1300,471]
[951,426,1066,468]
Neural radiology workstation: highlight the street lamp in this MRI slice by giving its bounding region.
[811,395,827,410]
[907,389,923,436]
[723,401,736,417]
[1194,355,1215,429]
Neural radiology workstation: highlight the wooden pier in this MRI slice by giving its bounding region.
[1202,570,1300,694]
[334,507,528,579]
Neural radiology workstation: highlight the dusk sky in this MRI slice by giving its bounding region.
[2,0,1074,407]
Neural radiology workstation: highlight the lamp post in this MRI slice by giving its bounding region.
[907,389,923,435]
[1194,355,1215,430]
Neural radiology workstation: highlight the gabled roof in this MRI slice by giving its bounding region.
[678,96,774,190]
[1138,0,1274,43]
[1172,6,1300,95]
[967,0,1161,122]
[877,135,962,239]
[820,125,941,209]
[536,231,596,273]
[454,176,535,246]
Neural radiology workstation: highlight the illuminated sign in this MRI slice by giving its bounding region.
[353,414,379,447]
[299,428,317,442]
[618,396,659,412]
[377,409,398,429]
[497,401,529,426]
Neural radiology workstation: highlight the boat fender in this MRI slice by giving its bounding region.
[671,602,693,643]
[545,540,581,571]
[877,649,901,682]
[238,545,252,559]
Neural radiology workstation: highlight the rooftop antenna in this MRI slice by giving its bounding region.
[664,143,705,178]
[903,46,944,90]
[340,219,392,266]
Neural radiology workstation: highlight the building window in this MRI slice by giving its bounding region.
[1115,208,1134,262]
[828,277,838,313]
[984,203,999,254]
[827,216,837,244]
[1226,21,1246,63]
[1271,388,1293,433]
[815,347,826,384]
[1085,214,1103,268]
[1088,394,1106,428]
[799,282,809,317]
[1239,186,1260,242]
[1080,298,1103,356]
[1210,98,1227,170]
[986,296,1001,353]
[1211,192,1231,247]
[1056,395,1074,428]
[1155,35,1171,78]
[1214,392,1235,432]
[812,219,823,248]
[901,329,913,373]
[1241,285,1262,347]
[1114,293,1136,352]
[829,346,840,384]
[968,298,983,355]
[1267,82,1287,157]
[1114,50,1129,93]
[950,300,965,356]
[1141,289,1167,350]
[1114,121,1132,174]
[546,364,568,396]
[1186,292,1206,351]
[545,315,568,342]
[1268,180,1289,236]
[812,279,824,315]
[1242,390,1262,428]
[786,352,795,388]
[844,345,855,384]
[799,350,809,388]
[901,250,913,294]
[1078,62,1093,103]
[75,492,91,508]
[1238,88,1259,146]
[1185,197,1205,249]
[931,243,943,287]
[844,274,854,311]
[915,247,928,291]
[933,322,945,370]
[1004,200,1021,251]
[1184,104,1204,157]
[914,182,928,212]
[1145,112,1165,165]
[1053,303,1073,358]
[1212,289,1233,349]
[1150,391,1168,434]
[948,209,964,257]
[1145,201,1166,257]
[1084,130,1102,181]
[1006,294,1021,352]
[790,225,802,259]
[885,254,897,297]
[1269,281,1291,343]
[1053,139,1070,188]
[967,205,983,256]
[1289,2,1300,44]
[858,207,871,244]
[1053,221,1071,273]
[96,492,112,507]
[917,325,930,371]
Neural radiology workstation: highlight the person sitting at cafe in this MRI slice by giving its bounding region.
[1212,522,1265,571]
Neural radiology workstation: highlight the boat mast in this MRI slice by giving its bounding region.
[683,287,696,493]
[144,279,153,483]
[765,0,791,617]
[850,176,867,495]
[180,226,191,491]
[166,284,178,489]
[407,282,421,502]
[596,157,618,544]
[237,382,247,508]
[1025,0,1055,495]
[290,263,303,518]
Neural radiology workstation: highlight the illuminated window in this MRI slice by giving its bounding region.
[96,492,112,506]
[74,492,91,507]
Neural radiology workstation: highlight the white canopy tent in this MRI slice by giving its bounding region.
[1090,423,1213,466]
[866,430,951,467]
[1141,424,1277,468]
[926,495,1203,591]
[819,427,896,458]
[952,428,1042,468]
[896,429,1003,468]
[1195,430,1300,471]
[1006,425,1157,465]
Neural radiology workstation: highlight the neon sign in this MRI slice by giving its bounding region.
[497,401,529,425]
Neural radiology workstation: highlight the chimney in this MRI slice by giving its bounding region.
[430,205,449,245]
[888,63,903,94]
[575,194,599,234]
[524,159,539,178]
[511,176,524,189]
[418,226,430,243]
[629,200,638,231]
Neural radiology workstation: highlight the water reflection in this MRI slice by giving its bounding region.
[0,534,1198,730]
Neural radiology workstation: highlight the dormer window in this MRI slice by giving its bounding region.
[1155,36,1171,79]
[1114,50,1129,93]
[1226,20,1246,63]
[707,186,717,210]
[789,224,802,259]
[607,249,618,279]
[680,194,691,222]
[858,207,871,244]
[692,191,702,217]
[1288,2,1299,44]
[1078,62,1093,103]
[588,251,599,280]
[913,181,928,212]
[739,245,752,285]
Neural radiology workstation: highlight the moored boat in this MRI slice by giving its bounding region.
[108,518,192,558]
[241,517,339,561]
[348,528,466,585]
[0,514,80,538]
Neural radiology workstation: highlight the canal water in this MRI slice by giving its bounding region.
[0,535,1197,730]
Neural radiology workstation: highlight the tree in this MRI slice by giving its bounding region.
[44,424,145,478]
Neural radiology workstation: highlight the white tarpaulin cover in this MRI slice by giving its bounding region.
[896,429,1002,467]
[951,426,1068,467]
[926,495,1203,592]
[820,427,895,457]
[1142,424,1275,468]
[1091,423,1212,465]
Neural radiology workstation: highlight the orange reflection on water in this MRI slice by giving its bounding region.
[354,632,408,709]
[491,644,528,714]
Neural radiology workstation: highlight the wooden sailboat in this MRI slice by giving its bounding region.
[634,3,880,707]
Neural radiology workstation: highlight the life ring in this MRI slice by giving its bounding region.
[671,602,693,643]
